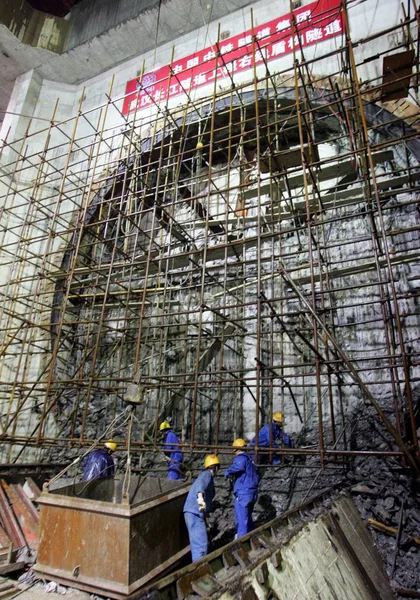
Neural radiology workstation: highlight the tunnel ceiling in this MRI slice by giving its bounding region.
[27,0,85,17]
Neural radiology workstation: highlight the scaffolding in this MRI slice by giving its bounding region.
[0,0,419,472]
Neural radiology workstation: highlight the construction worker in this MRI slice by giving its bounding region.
[82,440,117,481]
[183,455,220,562]
[249,412,295,465]
[159,421,184,479]
[225,438,259,538]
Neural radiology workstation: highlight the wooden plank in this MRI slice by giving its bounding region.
[0,525,12,569]
[0,580,17,598]
[0,484,26,550]
[13,485,39,524]
[176,562,212,599]
[271,171,420,216]
[0,562,25,576]
[0,528,11,557]
[0,483,38,551]
[381,50,415,101]
[259,147,303,172]
[244,150,394,200]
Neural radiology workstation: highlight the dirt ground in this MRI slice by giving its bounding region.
[10,586,90,600]
[10,586,91,599]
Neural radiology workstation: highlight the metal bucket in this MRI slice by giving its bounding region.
[34,475,191,599]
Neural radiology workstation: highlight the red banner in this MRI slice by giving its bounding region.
[122,0,343,115]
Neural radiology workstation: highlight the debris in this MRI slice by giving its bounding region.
[366,519,420,546]
[22,479,41,503]
[18,569,39,586]
[0,482,39,552]
[372,504,392,523]
[384,496,395,511]
[393,588,420,599]
[45,581,68,594]
[390,499,405,577]
[350,483,378,495]
[0,526,13,570]
[0,577,18,599]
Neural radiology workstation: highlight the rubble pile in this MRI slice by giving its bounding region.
[208,395,420,599]
[0,393,419,599]
[347,399,420,599]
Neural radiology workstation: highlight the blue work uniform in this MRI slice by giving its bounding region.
[82,448,115,481]
[163,430,183,479]
[183,469,215,561]
[249,422,295,464]
[225,453,259,537]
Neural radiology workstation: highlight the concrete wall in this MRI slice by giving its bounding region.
[0,0,67,52]
[0,0,412,160]
[66,0,171,49]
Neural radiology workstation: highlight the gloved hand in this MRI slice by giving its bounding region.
[272,457,281,466]
[197,493,206,512]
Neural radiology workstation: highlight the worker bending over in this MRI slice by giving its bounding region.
[225,438,259,538]
[159,421,184,479]
[249,412,295,465]
[183,455,220,562]
[82,440,117,481]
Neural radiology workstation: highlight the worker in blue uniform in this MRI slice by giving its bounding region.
[183,455,220,562]
[225,438,259,538]
[159,421,184,479]
[82,440,117,481]
[249,412,295,464]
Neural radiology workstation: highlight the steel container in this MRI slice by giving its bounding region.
[34,475,191,599]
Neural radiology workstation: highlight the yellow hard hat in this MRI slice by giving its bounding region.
[159,421,171,431]
[204,454,220,469]
[273,412,283,423]
[232,438,247,448]
[104,440,117,452]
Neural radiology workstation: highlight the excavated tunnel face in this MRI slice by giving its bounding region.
[49,94,342,433]
[46,87,420,472]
